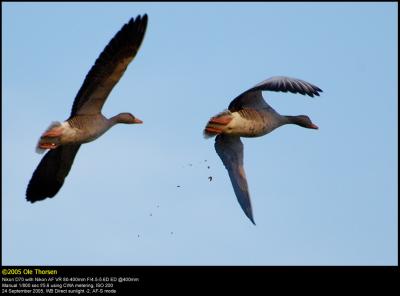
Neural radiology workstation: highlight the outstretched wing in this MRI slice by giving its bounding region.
[215,135,255,224]
[26,145,81,202]
[70,14,148,117]
[228,76,323,112]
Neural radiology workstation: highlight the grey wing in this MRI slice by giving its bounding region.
[69,14,148,117]
[26,145,81,202]
[228,90,270,112]
[215,135,255,224]
[228,76,323,112]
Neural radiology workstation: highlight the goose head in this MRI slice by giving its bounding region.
[287,115,318,129]
[111,112,143,124]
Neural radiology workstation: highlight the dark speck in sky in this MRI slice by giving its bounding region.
[208,176,212,181]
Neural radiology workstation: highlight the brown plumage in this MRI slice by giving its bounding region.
[204,76,322,224]
[26,15,148,202]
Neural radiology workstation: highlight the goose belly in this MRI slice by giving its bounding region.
[225,110,280,138]
[61,118,109,144]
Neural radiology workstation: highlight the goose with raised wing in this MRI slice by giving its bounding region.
[204,76,322,224]
[26,15,148,202]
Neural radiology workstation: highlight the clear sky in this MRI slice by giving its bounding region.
[2,2,397,265]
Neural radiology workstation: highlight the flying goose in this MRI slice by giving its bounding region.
[204,76,322,224]
[26,15,148,202]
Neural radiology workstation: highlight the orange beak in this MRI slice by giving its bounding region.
[133,118,143,124]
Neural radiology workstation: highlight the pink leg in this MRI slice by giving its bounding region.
[41,127,63,138]
[39,143,58,150]
[209,116,232,125]
[205,127,223,134]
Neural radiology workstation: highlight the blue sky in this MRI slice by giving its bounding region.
[2,2,397,265]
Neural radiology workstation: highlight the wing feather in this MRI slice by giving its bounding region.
[70,15,148,117]
[228,76,322,112]
[215,135,255,224]
[26,145,81,202]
